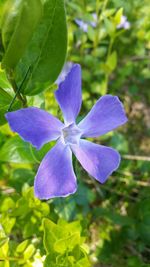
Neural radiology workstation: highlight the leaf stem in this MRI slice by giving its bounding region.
[7,69,28,111]
[0,256,21,261]
[122,154,150,162]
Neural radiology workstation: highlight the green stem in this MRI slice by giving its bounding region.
[93,0,109,50]
[103,0,109,10]
[107,37,114,58]
[7,69,28,111]
[0,256,21,261]
[105,36,115,90]
[82,0,87,10]
[8,70,26,103]
[7,84,24,112]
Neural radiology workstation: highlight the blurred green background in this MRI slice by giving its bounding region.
[0,0,150,266]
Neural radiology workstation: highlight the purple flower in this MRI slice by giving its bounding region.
[75,13,97,32]
[75,19,88,32]
[90,13,97,28]
[117,15,131,30]
[5,64,127,200]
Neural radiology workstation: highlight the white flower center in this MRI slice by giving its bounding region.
[61,123,82,145]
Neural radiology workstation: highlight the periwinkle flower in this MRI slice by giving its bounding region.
[75,13,97,32]
[6,64,127,200]
[90,13,97,28]
[117,15,130,30]
[75,19,89,32]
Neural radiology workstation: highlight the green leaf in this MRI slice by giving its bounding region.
[31,141,55,163]
[114,8,123,24]
[0,87,21,126]
[0,216,16,234]
[0,136,36,163]
[0,87,12,106]
[58,220,82,234]
[1,0,43,69]
[106,51,117,72]
[74,257,91,267]
[9,168,35,192]
[16,240,29,253]
[110,133,129,153]
[43,218,83,254]
[0,238,8,248]
[0,197,15,212]
[0,67,11,88]
[0,239,9,257]
[0,103,10,125]
[42,218,89,264]
[44,254,56,267]
[104,17,116,37]
[15,0,67,95]
[43,218,63,253]
[23,244,35,260]
[4,261,9,267]
[54,232,80,254]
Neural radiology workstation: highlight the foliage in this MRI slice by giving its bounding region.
[0,186,90,266]
[0,0,150,266]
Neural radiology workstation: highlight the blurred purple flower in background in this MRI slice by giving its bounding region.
[117,15,131,30]
[75,13,97,32]
[6,64,127,200]
[89,13,97,27]
[75,19,89,32]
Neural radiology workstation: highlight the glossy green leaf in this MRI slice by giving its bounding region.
[43,218,63,253]
[0,239,9,257]
[114,7,123,24]
[0,238,8,248]
[54,232,80,254]
[1,0,43,69]
[0,136,36,163]
[23,244,35,260]
[43,218,83,254]
[16,240,29,253]
[1,216,16,234]
[15,0,67,95]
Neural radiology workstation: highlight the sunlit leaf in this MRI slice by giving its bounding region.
[15,0,67,95]
[1,0,43,69]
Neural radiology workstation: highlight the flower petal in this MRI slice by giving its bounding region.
[55,62,73,85]
[5,107,64,149]
[55,64,82,124]
[78,95,128,137]
[34,140,77,199]
[71,139,120,183]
